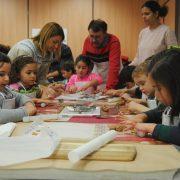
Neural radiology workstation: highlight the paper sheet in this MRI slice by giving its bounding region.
[24,122,109,140]
[56,93,108,102]
[23,114,70,122]
[0,127,59,166]
[0,122,16,137]
[68,130,118,163]
[59,106,101,117]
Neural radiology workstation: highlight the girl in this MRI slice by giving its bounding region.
[66,55,103,93]
[0,52,36,123]
[118,49,180,145]
[134,49,180,145]
[9,55,42,99]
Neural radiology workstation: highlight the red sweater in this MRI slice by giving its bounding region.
[82,34,121,89]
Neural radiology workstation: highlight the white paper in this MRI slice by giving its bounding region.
[0,127,59,166]
[59,106,101,117]
[23,114,70,122]
[68,130,118,163]
[56,93,108,102]
[0,122,16,137]
[24,122,109,140]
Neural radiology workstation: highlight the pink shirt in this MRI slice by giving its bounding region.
[66,73,103,90]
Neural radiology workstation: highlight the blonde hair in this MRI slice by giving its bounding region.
[32,22,64,56]
[132,60,149,79]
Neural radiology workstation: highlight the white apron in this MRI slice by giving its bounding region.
[162,107,180,126]
[75,81,94,94]
[0,92,15,109]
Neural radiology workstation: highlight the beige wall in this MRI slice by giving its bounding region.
[0,0,28,46]
[29,0,92,58]
[0,0,176,59]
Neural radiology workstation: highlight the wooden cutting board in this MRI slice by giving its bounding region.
[49,142,137,161]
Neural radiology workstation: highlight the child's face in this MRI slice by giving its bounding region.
[20,63,37,87]
[0,63,11,91]
[148,74,173,106]
[75,61,89,78]
[133,74,154,96]
[61,70,72,79]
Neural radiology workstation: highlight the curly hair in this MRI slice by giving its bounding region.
[9,55,36,84]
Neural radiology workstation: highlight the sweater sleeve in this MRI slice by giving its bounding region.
[106,41,121,89]
[0,108,28,124]
[152,124,180,146]
[144,104,165,123]
[12,90,33,107]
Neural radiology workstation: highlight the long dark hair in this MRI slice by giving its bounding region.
[0,52,11,68]
[142,0,168,18]
[75,55,94,73]
[10,55,36,84]
[150,49,180,118]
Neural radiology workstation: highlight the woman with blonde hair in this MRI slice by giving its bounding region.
[8,22,64,84]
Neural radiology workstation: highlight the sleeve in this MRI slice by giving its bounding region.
[12,91,34,107]
[144,107,163,123]
[165,28,177,48]
[0,108,28,124]
[90,73,103,85]
[82,37,88,55]
[106,40,121,89]
[152,124,180,146]
[66,75,76,89]
[8,46,33,62]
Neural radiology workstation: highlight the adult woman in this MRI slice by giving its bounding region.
[130,0,177,66]
[47,43,74,82]
[8,22,64,84]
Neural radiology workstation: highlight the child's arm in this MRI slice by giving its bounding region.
[79,79,99,91]
[127,101,150,113]
[46,71,59,79]
[12,90,37,115]
[79,73,103,91]
[0,108,31,124]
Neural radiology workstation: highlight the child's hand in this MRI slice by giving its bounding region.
[135,123,157,134]
[78,84,90,92]
[104,89,117,96]
[25,102,37,116]
[121,93,131,101]
[116,114,136,131]
[68,86,78,93]
[46,84,65,98]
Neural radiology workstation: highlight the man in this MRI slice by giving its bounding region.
[82,19,121,89]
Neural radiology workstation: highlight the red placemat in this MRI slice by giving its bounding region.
[69,116,119,124]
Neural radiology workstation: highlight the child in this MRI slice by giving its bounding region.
[9,55,43,99]
[117,60,156,114]
[134,49,180,145]
[0,52,36,123]
[66,55,103,93]
[60,61,75,84]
